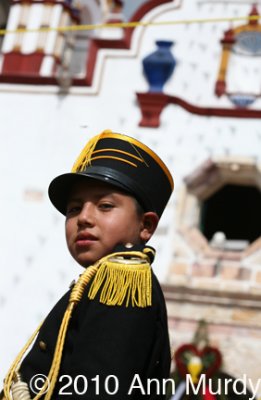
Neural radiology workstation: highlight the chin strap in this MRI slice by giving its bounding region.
[3,249,153,400]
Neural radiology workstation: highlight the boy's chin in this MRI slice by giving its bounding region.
[73,251,106,268]
[71,245,129,268]
[77,257,98,268]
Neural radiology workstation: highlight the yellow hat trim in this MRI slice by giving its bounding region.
[93,148,144,162]
[71,131,105,173]
[90,155,137,168]
[102,131,174,189]
[71,130,174,191]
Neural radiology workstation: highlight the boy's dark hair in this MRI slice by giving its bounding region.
[134,198,145,217]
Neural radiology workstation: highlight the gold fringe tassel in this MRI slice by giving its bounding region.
[88,251,152,307]
[71,130,112,173]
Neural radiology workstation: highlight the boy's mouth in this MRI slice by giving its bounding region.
[75,232,98,245]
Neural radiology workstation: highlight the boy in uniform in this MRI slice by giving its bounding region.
[2,130,174,399]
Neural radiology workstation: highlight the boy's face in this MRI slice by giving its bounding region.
[65,179,158,267]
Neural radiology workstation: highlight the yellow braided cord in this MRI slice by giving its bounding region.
[0,15,260,36]
[3,264,99,400]
[3,254,150,399]
[88,251,152,307]
[43,305,74,400]
[3,320,44,400]
[129,143,149,168]
[43,264,99,400]
[69,265,99,303]
[71,130,112,173]
[143,247,156,259]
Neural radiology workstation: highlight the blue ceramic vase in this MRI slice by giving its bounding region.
[142,40,176,92]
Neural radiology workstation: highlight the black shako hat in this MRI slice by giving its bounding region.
[48,130,174,218]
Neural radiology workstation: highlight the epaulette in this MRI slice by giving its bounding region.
[2,246,155,400]
[88,245,155,308]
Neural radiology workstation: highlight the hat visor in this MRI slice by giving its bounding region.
[48,170,142,216]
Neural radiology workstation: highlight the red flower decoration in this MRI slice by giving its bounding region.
[174,344,222,379]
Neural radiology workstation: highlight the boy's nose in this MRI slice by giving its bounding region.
[77,203,95,227]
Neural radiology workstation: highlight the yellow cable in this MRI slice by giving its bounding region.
[0,15,260,36]
[4,321,44,399]
[3,263,99,400]
[3,250,152,399]
[42,264,99,400]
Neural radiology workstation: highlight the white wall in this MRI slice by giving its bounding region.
[1,0,261,383]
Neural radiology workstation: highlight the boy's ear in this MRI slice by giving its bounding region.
[140,212,159,242]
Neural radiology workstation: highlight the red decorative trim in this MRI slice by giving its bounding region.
[2,51,45,75]
[136,92,261,127]
[11,0,80,22]
[136,92,169,127]
[221,29,235,44]
[0,0,172,85]
[106,18,124,23]
[215,80,226,97]
[249,4,259,26]
[0,73,56,85]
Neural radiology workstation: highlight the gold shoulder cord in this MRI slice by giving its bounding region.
[3,251,152,400]
[3,263,99,400]
[88,251,152,307]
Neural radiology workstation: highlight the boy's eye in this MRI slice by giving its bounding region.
[66,205,81,215]
[98,202,114,211]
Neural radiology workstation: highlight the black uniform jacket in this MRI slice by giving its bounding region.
[20,270,171,399]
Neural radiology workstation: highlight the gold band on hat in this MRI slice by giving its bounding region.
[90,155,137,168]
[92,148,144,163]
[100,131,174,189]
[72,130,174,190]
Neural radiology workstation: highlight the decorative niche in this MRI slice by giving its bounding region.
[215,5,261,108]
